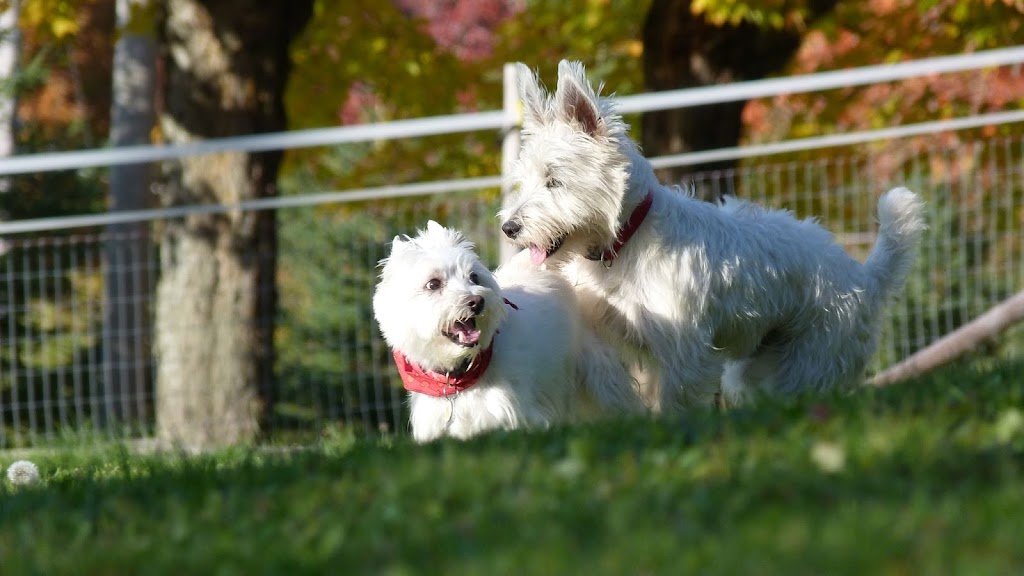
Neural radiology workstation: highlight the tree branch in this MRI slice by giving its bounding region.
[872,289,1024,386]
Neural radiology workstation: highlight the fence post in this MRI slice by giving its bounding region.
[103,0,158,430]
[499,62,521,264]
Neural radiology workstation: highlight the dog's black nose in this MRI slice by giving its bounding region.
[501,220,522,239]
[467,295,484,315]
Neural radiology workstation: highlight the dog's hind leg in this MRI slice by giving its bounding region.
[768,333,868,395]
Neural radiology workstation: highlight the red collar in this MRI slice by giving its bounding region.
[589,190,654,264]
[393,344,494,397]
[393,298,519,397]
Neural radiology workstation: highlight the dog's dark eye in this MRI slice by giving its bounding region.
[425,278,442,291]
[546,177,562,189]
[469,272,480,284]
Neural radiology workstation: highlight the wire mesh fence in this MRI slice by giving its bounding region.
[1,134,1022,447]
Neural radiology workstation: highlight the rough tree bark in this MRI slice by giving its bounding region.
[0,0,19,258]
[103,0,157,427]
[0,0,20,193]
[641,0,836,200]
[155,0,312,447]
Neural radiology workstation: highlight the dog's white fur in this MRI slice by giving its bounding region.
[500,60,927,409]
[373,221,644,442]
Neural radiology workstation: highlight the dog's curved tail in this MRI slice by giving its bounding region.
[864,187,927,301]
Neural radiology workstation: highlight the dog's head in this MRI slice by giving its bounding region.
[499,60,635,266]
[373,221,506,373]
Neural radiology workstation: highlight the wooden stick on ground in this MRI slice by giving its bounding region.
[872,289,1024,387]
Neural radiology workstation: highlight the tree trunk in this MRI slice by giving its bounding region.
[641,0,835,200]
[103,0,157,429]
[0,0,20,194]
[154,0,311,448]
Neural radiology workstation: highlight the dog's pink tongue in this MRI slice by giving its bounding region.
[454,321,481,345]
[529,245,547,265]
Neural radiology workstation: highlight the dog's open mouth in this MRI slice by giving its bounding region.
[445,318,482,347]
[529,234,567,265]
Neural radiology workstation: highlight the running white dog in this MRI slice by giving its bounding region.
[373,221,644,442]
[500,60,926,409]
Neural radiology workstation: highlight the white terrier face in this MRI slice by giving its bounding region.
[373,221,506,372]
[499,60,633,265]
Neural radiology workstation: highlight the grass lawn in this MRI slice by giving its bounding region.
[1,361,1022,575]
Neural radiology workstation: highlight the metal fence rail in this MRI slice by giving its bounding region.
[0,45,1021,177]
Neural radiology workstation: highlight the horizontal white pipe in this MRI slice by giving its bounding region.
[0,46,1021,176]
[0,176,502,234]
[0,111,507,176]
[617,45,1024,114]
[649,109,1024,169]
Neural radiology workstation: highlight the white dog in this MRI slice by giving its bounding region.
[373,221,644,442]
[499,60,926,409]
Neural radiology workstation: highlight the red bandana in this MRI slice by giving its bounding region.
[592,190,654,264]
[393,345,494,397]
[393,298,519,397]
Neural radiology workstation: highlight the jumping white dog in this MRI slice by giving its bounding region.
[500,60,926,409]
[373,221,644,442]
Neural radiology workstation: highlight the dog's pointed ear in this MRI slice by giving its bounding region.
[389,234,408,253]
[516,63,547,131]
[555,60,603,137]
[426,220,445,235]
[381,235,408,269]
